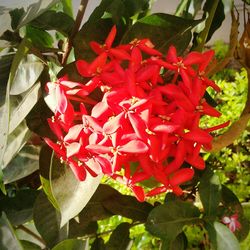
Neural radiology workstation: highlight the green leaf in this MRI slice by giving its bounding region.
[206,221,240,250]
[10,55,43,95]
[31,10,74,36]
[49,154,103,227]
[106,222,131,250]
[2,121,31,170]
[161,232,188,250]
[121,13,202,53]
[91,237,106,250]
[26,98,55,138]
[0,212,23,250]
[0,189,39,226]
[20,240,41,250]
[33,191,62,248]
[198,168,221,217]
[52,239,87,250]
[0,38,30,171]
[103,192,153,222]
[9,8,25,30]
[25,25,54,48]
[3,145,39,184]
[17,0,61,29]
[9,82,41,134]
[61,0,74,17]
[146,201,200,243]
[69,220,98,238]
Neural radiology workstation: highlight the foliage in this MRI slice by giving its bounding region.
[0,0,249,249]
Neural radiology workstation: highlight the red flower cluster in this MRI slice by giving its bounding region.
[44,26,229,201]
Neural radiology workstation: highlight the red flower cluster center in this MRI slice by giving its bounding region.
[44,26,229,202]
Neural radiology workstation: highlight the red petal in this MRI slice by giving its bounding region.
[146,186,167,197]
[66,142,81,157]
[166,46,178,63]
[68,160,87,181]
[131,185,145,202]
[109,48,131,60]
[86,144,111,154]
[56,86,67,114]
[105,25,117,48]
[64,124,82,142]
[169,168,194,186]
[90,41,103,54]
[119,140,148,154]
[183,129,213,144]
[76,60,91,77]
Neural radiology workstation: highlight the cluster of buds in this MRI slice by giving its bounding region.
[44,26,229,201]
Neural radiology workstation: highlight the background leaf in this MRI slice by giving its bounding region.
[206,221,240,250]
[17,0,61,29]
[105,222,132,250]
[146,201,200,243]
[33,191,62,248]
[0,212,23,250]
[52,239,87,250]
[198,168,221,217]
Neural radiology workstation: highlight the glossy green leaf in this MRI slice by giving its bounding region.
[17,0,61,29]
[121,13,202,53]
[2,121,31,170]
[206,221,240,250]
[198,168,221,217]
[20,240,41,250]
[0,189,39,226]
[106,222,131,250]
[10,55,43,95]
[31,10,74,36]
[61,0,73,17]
[52,239,87,250]
[25,25,54,48]
[0,39,30,171]
[33,191,61,248]
[161,232,188,250]
[146,201,200,242]
[3,145,39,184]
[49,154,103,227]
[9,82,41,134]
[0,212,23,250]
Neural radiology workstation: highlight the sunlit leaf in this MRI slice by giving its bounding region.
[52,239,87,250]
[206,221,240,250]
[49,154,103,227]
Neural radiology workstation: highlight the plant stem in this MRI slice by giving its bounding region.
[17,224,46,246]
[61,0,89,65]
[194,0,220,52]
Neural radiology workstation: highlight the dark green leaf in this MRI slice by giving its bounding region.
[0,189,39,226]
[9,8,25,30]
[49,154,103,227]
[161,232,188,250]
[106,222,131,250]
[33,191,61,248]
[25,25,54,48]
[91,237,106,250]
[103,192,153,222]
[26,98,55,138]
[121,13,202,53]
[20,240,41,250]
[17,0,61,29]
[206,221,240,250]
[31,10,74,36]
[0,212,23,250]
[52,239,87,250]
[146,201,200,242]
[198,168,221,217]
[69,220,98,238]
